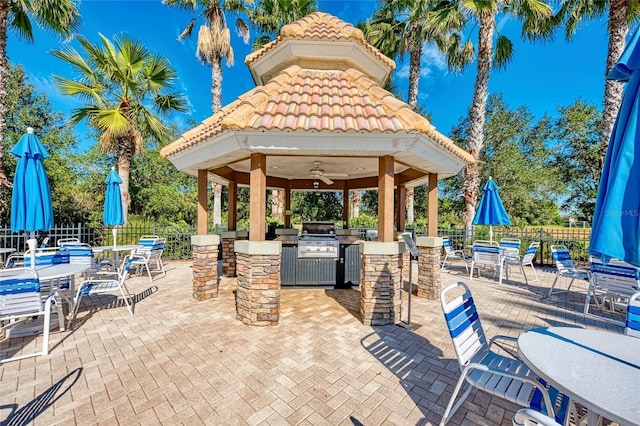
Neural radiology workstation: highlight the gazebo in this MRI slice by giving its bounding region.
[160,12,473,326]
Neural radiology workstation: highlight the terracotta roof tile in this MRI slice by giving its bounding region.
[160,65,473,164]
[245,12,395,72]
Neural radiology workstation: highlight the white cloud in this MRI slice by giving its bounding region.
[394,43,448,80]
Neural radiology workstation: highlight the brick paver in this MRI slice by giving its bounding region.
[0,260,625,425]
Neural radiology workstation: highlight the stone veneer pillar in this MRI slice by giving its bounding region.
[191,234,220,300]
[234,240,282,326]
[221,231,248,277]
[416,236,443,299]
[359,241,406,326]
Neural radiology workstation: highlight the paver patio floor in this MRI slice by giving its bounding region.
[0,260,625,425]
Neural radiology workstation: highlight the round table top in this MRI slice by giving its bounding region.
[34,263,91,281]
[517,327,640,425]
[92,244,141,253]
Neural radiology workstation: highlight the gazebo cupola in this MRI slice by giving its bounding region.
[245,12,395,86]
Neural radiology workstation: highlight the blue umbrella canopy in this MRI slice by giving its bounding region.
[590,27,640,267]
[10,127,54,233]
[103,168,124,226]
[473,178,512,226]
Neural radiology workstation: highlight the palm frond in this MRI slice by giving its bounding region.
[9,6,34,42]
[235,18,250,44]
[178,19,196,40]
[154,93,190,113]
[493,35,513,70]
[30,0,81,36]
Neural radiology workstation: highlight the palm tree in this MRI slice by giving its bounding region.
[247,0,317,221]
[52,34,188,222]
[434,0,553,235]
[0,0,80,198]
[361,0,462,228]
[552,1,640,175]
[248,0,317,50]
[166,0,250,113]
[166,0,251,227]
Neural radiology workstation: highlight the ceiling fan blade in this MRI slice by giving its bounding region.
[319,175,334,185]
[324,173,348,178]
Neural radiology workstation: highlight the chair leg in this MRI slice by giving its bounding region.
[440,375,473,426]
[521,264,528,285]
[548,275,561,297]
[469,262,475,281]
[119,284,134,316]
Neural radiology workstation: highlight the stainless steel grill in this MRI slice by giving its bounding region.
[298,221,339,258]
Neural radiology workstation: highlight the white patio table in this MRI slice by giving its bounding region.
[517,326,640,425]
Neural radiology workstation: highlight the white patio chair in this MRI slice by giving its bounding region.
[547,245,589,297]
[513,408,562,426]
[470,241,505,284]
[0,267,64,363]
[504,242,540,285]
[67,255,135,328]
[626,292,640,338]
[586,258,640,322]
[440,282,571,426]
[441,237,469,272]
[130,236,166,282]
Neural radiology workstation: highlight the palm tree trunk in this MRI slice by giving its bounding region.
[351,190,361,219]
[598,1,628,175]
[211,57,223,113]
[407,42,422,111]
[213,183,222,226]
[117,148,133,224]
[462,9,494,237]
[271,190,283,221]
[406,186,414,225]
[0,0,11,214]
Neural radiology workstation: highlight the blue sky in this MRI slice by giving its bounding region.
[8,1,611,148]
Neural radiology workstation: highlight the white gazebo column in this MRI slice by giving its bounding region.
[235,240,282,326]
[416,236,442,299]
[191,234,220,300]
[360,241,406,325]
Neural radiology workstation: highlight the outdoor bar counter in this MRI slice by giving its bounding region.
[275,224,361,287]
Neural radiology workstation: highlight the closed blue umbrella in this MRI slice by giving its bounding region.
[10,127,54,267]
[590,28,640,267]
[103,167,124,247]
[473,177,511,242]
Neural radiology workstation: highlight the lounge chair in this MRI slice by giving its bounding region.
[504,242,540,284]
[441,237,469,272]
[626,292,640,338]
[548,245,589,297]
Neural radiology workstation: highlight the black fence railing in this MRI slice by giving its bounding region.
[4,223,591,266]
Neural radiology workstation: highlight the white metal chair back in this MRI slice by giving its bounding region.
[499,238,521,256]
[504,242,540,285]
[550,245,576,274]
[626,292,640,338]
[23,247,70,267]
[0,267,64,362]
[521,242,540,265]
[57,237,80,247]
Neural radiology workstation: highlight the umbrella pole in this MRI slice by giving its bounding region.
[489,226,493,243]
[112,227,118,248]
[27,234,37,269]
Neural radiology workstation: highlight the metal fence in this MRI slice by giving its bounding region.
[3,223,592,266]
[0,222,227,260]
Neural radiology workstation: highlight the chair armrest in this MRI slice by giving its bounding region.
[489,335,519,357]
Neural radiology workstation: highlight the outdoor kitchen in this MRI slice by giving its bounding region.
[276,221,361,288]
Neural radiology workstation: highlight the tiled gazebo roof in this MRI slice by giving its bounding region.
[160,65,472,164]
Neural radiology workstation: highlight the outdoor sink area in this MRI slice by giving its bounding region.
[0,260,628,425]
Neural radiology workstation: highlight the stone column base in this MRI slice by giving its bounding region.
[221,231,248,277]
[359,241,405,326]
[416,236,443,299]
[191,235,220,300]
[235,241,282,326]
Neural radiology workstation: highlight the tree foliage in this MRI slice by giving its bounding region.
[3,63,89,225]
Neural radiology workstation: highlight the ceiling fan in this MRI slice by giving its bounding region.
[308,161,348,185]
